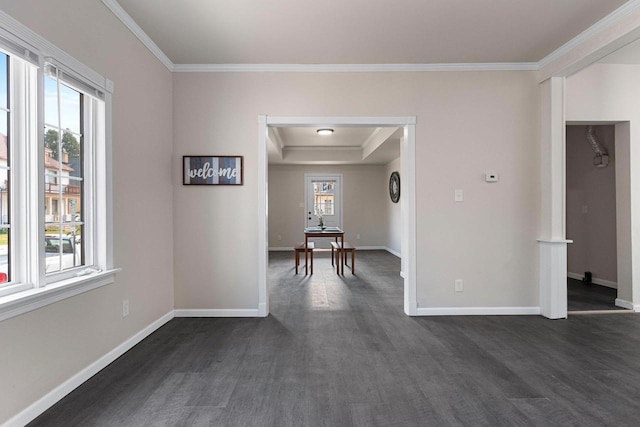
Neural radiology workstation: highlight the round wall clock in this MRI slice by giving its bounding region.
[389,171,400,203]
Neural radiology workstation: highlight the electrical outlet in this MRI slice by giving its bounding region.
[277,234,282,241]
[455,189,464,202]
[122,299,129,317]
[455,280,463,292]
[356,234,361,240]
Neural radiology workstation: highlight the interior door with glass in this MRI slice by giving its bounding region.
[305,174,342,247]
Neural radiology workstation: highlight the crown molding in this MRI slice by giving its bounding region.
[172,62,539,73]
[538,0,640,69]
[101,0,638,75]
[101,0,173,71]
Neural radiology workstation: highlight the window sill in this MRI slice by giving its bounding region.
[0,268,121,322]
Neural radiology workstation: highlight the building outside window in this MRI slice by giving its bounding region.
[44,72,84,274]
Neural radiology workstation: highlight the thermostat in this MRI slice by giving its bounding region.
[485,173,499,182]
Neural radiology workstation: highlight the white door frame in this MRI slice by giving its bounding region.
[304,173,343,229]
[257,116,417,317]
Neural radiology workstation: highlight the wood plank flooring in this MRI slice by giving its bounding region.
[567,277,625,312]
[30,250,640,426]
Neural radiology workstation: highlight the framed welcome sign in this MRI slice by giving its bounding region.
[183,156,244,185]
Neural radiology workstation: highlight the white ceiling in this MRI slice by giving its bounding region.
[114,0,628,65]
[268,127,402,165]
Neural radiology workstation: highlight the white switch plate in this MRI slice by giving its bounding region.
[455,280,463,292]
[299,202,305,208]
[455,189,463,202]
[122,299,129,317]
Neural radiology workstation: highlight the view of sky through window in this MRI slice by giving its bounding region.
[44,76,81,134]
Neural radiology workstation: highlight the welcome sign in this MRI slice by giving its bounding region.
[183,156,243,185]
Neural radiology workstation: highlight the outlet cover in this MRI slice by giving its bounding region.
[123,300,129,317]
[455,280,463,292]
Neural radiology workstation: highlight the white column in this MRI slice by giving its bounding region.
[539,77,569,319]
[257,115,269,317]
[402,118,417,315]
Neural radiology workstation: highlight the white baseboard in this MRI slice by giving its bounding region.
[415,306,541,316]
[4,311,175,427]
[567,272,617,289]
[385,247,401,257]
[174,309,261,317]
[615,298,640,311]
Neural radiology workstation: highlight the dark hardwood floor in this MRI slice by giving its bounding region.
[567,277,625,312]
[30,251,640,426]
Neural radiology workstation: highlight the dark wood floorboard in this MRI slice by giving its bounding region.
[29,251,640,426]
[567,277,624,311]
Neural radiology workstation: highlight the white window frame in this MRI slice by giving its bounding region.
[0,11,119,321]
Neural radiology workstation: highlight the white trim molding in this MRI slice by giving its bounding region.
[567,272,618,289]
[538,0,640,80]
[385,247,401,258]
[0,269,121,322]
[416,306,541,316]
[615,298,640,312]
[258,116,417,319]
[100,0,173,71]
[173,63,538,73]
[174,309,262,317]
[4,311,174,427]
[538,240,570,319]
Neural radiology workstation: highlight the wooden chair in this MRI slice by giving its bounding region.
[330,241,356,275]
[294,242,314,274]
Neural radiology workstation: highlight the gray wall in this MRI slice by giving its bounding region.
[268,164,389,249]
[173,71,540,310]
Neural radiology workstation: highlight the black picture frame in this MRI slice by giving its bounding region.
[182,155,244,185]
[389,171,400,203]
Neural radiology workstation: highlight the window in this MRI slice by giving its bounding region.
[44,71,84,275]
[0,12,116,321]
[0,52,9,284]
[313,181,335,216]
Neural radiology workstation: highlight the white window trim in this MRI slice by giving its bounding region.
[0,9,119,322]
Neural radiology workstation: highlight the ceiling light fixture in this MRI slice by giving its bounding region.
[316,128,334,135]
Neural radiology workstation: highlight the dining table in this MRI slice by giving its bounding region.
[303,227,345,275]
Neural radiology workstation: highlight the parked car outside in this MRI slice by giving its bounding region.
[45,234,81,272]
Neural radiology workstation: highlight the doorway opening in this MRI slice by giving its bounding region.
[257,116,417,317]
[565,124,626,314]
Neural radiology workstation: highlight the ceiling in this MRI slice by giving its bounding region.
[114,0,628,65]
[268,127,402,165]
[108,0,635,165]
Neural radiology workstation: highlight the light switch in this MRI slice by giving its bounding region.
[455,189,464,202]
